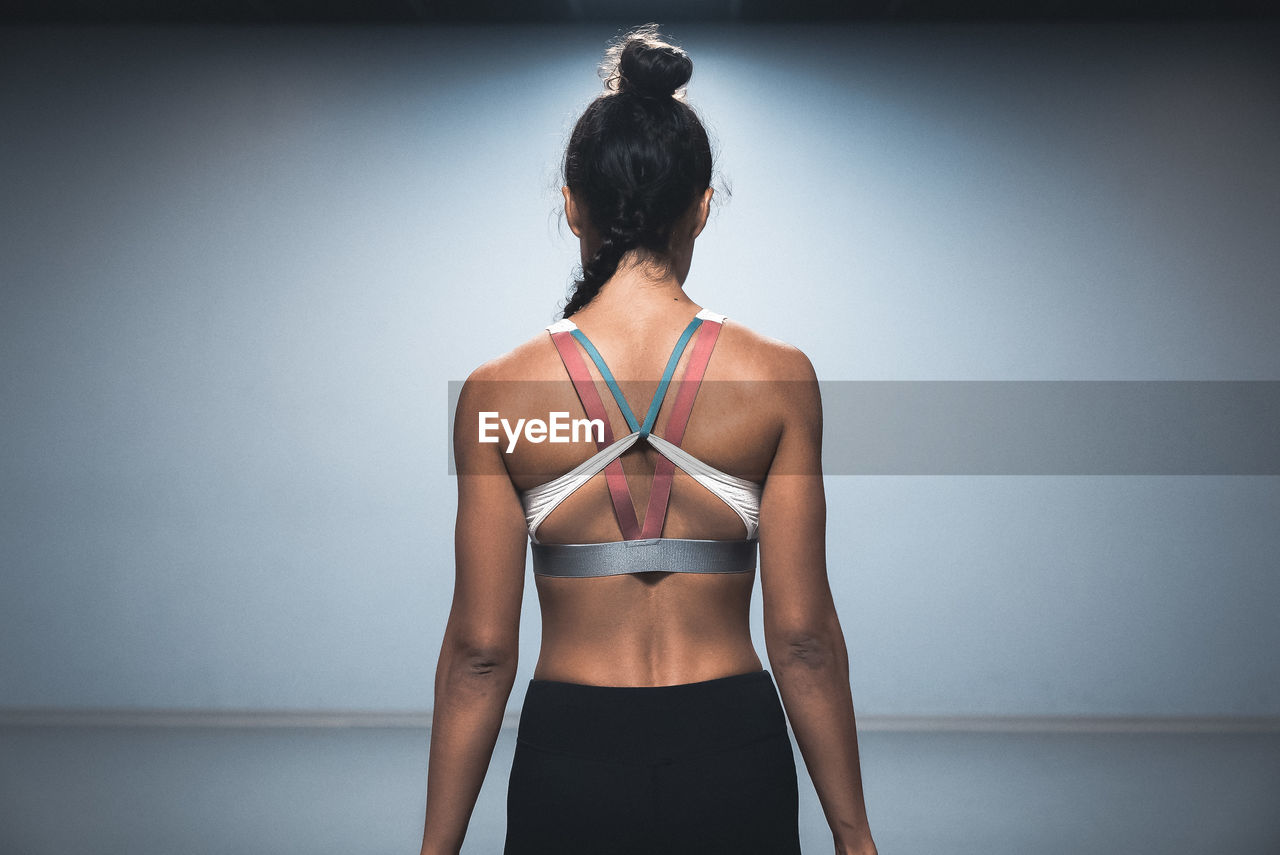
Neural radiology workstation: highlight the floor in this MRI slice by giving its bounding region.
[2,726,1278,854]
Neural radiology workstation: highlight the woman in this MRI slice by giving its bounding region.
[421,24,877,855]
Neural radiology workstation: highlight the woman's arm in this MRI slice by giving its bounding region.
[757,346,877,855]
[420,370,527,855]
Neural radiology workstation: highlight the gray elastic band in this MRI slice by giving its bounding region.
[531,537,758,578]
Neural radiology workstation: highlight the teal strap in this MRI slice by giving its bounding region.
[569,316,704,439]
[569,329,639,431]
[641,317,702,438]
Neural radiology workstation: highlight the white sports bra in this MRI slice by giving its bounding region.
[519,308,761,577]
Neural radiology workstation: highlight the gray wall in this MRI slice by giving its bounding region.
[2,21,1277,716]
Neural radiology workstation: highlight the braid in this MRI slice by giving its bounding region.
[562,226,636,318]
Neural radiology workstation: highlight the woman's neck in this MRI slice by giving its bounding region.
[573,256,698,324]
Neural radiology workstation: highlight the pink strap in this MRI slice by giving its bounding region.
[549,330,641,540]
[639,319,723,539]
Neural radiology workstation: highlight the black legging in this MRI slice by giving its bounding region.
[504,668,802,854]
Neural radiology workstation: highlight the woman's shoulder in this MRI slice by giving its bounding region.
[453,325,567,427]
[462,323,567,386]
[715,314,819,384]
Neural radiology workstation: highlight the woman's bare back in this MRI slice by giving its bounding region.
[474,299,802,687]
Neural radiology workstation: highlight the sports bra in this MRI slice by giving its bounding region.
[520,307,762,578]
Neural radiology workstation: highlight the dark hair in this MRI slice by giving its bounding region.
[559,23,714,319]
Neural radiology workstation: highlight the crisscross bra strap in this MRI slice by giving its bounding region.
[546,311,712,541]
[566,315,704,440]
[547,324,641,539]
[527,309,755,554]
[640,317,722,538]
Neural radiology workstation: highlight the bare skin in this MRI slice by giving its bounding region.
[420,187,877,855]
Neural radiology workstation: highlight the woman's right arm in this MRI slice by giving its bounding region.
[757,345,877,855]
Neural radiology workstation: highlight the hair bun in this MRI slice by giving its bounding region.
[603,25,693,100]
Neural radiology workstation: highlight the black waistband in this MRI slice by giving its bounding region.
[515,669,787,765]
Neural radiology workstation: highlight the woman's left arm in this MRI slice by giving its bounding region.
[420,370,527,855]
